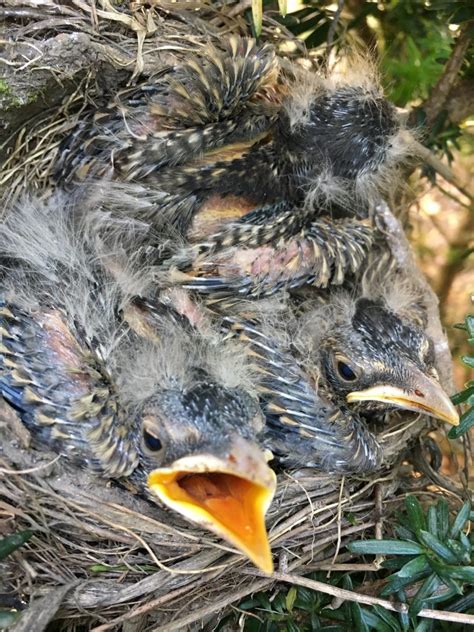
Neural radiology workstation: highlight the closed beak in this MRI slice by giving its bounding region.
[347,368,459,426]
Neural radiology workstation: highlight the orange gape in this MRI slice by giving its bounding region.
[180,473,264,540]
[149,470,274,573]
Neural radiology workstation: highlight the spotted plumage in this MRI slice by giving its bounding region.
[0,194,277,572]
[225,314,382,473]
[166,216,373,299]
[0,300,137,477]
[210,253,458,472]
[54,38,416,297]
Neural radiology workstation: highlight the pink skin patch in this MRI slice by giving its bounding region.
[208,238,319,283]
[36,310,91,396]
[163,288,207,330]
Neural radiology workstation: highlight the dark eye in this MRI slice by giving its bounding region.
[143,429,163,452]
[337,361,357,382]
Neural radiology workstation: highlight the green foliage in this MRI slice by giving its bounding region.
[0,611,21,630]
[0,529,32,560]
[215,571,393,631]
[448,316,474,438]
[221,497,473,631]
[381,32,451,106]
[0,530,33,628]
[252,0,471,165]
[349,496,473,621]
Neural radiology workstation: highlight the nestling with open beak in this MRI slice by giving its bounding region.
[54,37,416,297]
[0,195,276,573]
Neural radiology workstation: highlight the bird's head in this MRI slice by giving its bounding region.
[138,372,275,573]
[320,298,459,426]
[279,86,399,180]
[276,62,416,209]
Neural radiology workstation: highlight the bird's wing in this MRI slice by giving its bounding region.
[0,299,138,478]
[225,316,382,473]
[163,216,373,299]
[54,37,279,185]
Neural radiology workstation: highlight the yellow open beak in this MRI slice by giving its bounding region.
[347,368,459,426]
[147,435,276,574]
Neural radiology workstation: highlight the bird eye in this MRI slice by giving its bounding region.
[143,429,163,452]
[336,360,357,382]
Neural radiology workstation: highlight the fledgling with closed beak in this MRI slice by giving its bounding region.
[220,260,458,473]
[0,195,276,573]
[54,37,417,297]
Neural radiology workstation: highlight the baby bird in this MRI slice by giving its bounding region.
[54,37,415,297]
[221,259,459,472]
[0,195,276,573]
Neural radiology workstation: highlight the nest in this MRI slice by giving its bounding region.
[0,0,305,204]
[0,2,463,630]
[2,400,462,631]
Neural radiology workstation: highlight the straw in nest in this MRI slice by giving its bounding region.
[0,2,460,630]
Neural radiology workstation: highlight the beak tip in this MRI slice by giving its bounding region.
[348,383,461,429]
[447,411,460,427]
[259,559,274,575]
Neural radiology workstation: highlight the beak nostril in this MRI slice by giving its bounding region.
[414,389,424,398]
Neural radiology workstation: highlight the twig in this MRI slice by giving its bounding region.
[328,476,345,574]
[436,183,472,210]
[423,23,471,126]
[0,455,60,475]
[228,0,252,18]
[155,578,272,632]
[90,583,206,632]
[414,140,472,201]
[434,208,474,317]
[262,572,474,625]
[326,0,345,54]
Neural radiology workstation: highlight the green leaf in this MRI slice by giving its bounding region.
[348,539,423,556]
[285,586,297,613]
[0,530,33,560]
[0,610,21,630]
[461,355,474,369]
[439,573,464,596]
[277,0,288,18]
[440,565,474,583]
[414,620,432,632]
[418,530,459,564]
[371,606,401,632]
[465,315,474,338]
[446,538,471,564]
[427,505,438,538]
[451,384,474,405]
[351,600,369,632]
[426,584,462,604]
[394,525,417,542]
[398,604,410,631]
[251,0,263,37]
[459,532,471,555]
[449,406,474,438]
[381,569,431,596]
[446,591,474,612]
[436,499,450,540]
[397,555,430,578]
[405,496,427,533]
[409,572,440,617]
[359,608,393,632]
[286,620,300,632]
[382,557,412,570]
